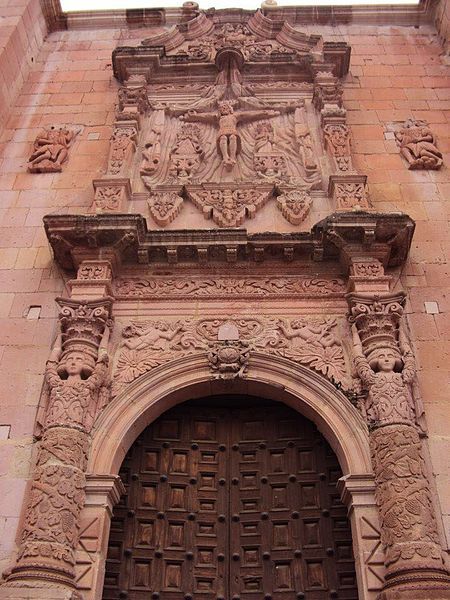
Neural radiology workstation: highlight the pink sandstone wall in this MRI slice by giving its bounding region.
[0,8,449,578]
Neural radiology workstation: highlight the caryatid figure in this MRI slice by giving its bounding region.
[181,100,280,169]
[351,322,423,428]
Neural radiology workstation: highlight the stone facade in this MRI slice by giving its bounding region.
[0,1,449,599]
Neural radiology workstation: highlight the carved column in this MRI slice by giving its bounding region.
[4,298,113,597]
[347,292,450,599]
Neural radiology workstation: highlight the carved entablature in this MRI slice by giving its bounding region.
[103,8,366,225]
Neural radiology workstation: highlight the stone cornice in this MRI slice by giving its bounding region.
[43,211,415,272]
[63,2,435,33]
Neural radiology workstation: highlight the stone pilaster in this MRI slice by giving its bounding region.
[4,298,113,596]
[347,292,450,599]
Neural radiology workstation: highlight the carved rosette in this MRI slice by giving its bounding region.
[6,299,114,591]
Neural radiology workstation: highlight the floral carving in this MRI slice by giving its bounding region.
[148,191,184,226]
[276,189,312,225]
[113,317,349,394]
[187,187,272,227]
[395,119,443,170]
[77,261,112,281]
[350,260,384,278]
[93,186,122,211]
[323,123,352,171]
[28,126,79,173]
[330,178,372,211]
[113,276,346,299]
[370,425,444,576]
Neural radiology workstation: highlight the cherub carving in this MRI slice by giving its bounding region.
[395,119,443,170]
[122,322,183,351]
[181,100,280,169]
[278,318,339,348]
[351,323,424,428]
[44,325,110,434]
[28,126,78,173]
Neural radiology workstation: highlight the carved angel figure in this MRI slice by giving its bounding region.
[181,100,280,169]
[28,126,76,173]
[395,119,443,170]
[44,326,110,433]
[351,324,421,427]
[122,321,183,351]
[278,318,339,348]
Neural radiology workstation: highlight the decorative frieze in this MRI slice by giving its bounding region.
[112,316,350,396]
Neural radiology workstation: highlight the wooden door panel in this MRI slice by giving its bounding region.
[103,401,358,600]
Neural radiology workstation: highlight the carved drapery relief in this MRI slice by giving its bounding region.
[112,316,350,396]
[28,126,80,173]
[6,299,113,591]
[348,292,450,596]
[113,275,346,299]
[395,119,443,170]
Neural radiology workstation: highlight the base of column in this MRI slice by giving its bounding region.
[0,585,82,600]
[378,572,450,600]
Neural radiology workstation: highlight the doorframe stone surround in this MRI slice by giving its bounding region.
[83,353,379,600]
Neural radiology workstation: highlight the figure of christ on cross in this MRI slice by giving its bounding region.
[180,100,280,169]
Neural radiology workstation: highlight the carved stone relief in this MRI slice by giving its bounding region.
[107,124,138,175]
[5,299,113,590]
[113,275,346,299]
[276,188,312,225]
[148,191,184,226]
[28,126,80,173]
[112,316,350,396]
[395,119,443,170]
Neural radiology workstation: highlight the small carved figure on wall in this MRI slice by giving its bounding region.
[181,100,280,169]
[122,321,183,351]
[44,325,110,434]
[351,323,423,428]
[28,126,79,173]
[278,318,339,348]
[395,119,443,170]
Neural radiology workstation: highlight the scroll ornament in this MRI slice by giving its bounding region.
[112,317,350,395]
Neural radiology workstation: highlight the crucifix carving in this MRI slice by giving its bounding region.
[180,100,280,169]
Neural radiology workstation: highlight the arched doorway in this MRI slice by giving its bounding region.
[102,396,358,600]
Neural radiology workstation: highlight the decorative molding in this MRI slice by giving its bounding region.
[114,275,346,299]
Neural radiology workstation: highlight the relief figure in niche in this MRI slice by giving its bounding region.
[44,326,110,433]
[395,119,443,170]
[28,126,78,173]
[351,323,424,428]
[181,100,280,170]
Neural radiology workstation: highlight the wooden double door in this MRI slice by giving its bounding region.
[103,399,358,600]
